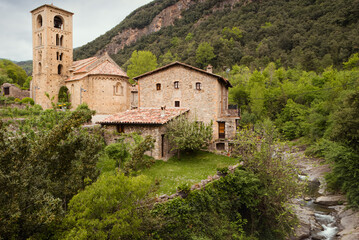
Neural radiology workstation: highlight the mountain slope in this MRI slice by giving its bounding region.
[74,0,359,71]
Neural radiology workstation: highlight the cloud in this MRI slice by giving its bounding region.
[0,0,153,61]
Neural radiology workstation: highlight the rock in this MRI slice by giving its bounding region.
[289,204,316,240]
[304,197,312,201]
[337,208,359,239]
[314,195,346,206]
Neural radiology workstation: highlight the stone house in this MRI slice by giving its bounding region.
[99,108,189,160]
[134,61,240,152]
[30,4,133,114]
[1,83,30,99]
[99,61,240,159]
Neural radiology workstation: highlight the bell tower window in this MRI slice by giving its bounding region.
[37,15,42,28]
[58,64,63,75]
[54,16,64,29]
[38,62,42,73]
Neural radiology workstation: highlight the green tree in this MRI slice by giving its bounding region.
[127,50,158,79]
[0,108,103,239]
[195,42,216,68]
[61,172,152,240]
[166,116,213,156]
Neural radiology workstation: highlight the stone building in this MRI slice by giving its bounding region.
[99,61,240,159]
[1,83,30,99]
[99,108,189,160]
[30,4,132,114]
[134,61,240,151]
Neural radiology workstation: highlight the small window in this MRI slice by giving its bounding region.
[38,62,42,73]
[60,53,63,61]
[3,87,10,95]
[54,16,63,29]
[60,35,63,46]
[196,82,201,90]
[58,64,63,75]
[174,81,179,89]
[116,125,124,133]
[175,101,180,107]
[156,83,161,91]
[38,33,42,46]
[56,34,59,46]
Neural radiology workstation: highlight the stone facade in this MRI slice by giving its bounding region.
[31,4,73,109]
[134,62,240,150]
[1,83,30,99]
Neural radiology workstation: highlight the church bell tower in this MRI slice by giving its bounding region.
[30,4,73,108]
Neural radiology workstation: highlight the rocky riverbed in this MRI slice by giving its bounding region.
[289,150,359,240]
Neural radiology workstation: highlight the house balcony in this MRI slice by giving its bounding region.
[221,104,240,118]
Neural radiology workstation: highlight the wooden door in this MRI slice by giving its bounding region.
[219,122,225,139]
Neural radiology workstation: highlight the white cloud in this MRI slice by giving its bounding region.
[0,0,153,61]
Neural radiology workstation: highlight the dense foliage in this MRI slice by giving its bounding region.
[60,172,152,240]
[166,116,213,155]
[74,0,359,72]
[126,50,158,79]
[0,59,29,87]
[0,106,103,239]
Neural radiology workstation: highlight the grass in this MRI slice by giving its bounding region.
[140,151,239,195]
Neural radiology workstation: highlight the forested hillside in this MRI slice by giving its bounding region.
[0,59,31,88]
[74,0,359,71]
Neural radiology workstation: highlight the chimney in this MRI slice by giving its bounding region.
[206,65,213,73]
[161,106,166,117]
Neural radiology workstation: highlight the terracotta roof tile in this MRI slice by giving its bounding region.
[97,108,189,125]
[66,54,127,82]
[133,61,232,87]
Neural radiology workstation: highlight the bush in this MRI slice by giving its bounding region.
[21,97,34,105]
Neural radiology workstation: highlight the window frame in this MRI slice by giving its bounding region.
[174,81,179,89]
[156,83,161,91]
[175,101,180,107]
[196,82,202,90]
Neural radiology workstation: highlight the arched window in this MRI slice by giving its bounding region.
[58,64,63,75]
[54,16,63,29]
[114,82,124,96]
[37,15,42,28]
[60,35,63,46]
[38,62,42,73]
[156,83,161,91]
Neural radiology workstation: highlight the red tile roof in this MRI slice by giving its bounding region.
[67,53,127,81]
[97,108,189,125]
[133,61,232,88]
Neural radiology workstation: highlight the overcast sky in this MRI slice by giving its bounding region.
[0,0,153,62]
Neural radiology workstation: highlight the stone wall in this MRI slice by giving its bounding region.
[1,83,30,100]
[103,123,176,160]
[67,75,130,114]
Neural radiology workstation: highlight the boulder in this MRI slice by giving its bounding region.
[314,195,346,206]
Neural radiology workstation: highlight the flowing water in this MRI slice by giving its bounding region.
[299,175,340,240]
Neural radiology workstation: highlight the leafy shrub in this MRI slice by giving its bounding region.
[61,172,153,240]
[150,169,262,240]
[21,97,34,105]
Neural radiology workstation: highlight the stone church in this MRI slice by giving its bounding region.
[30,4,133,114]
